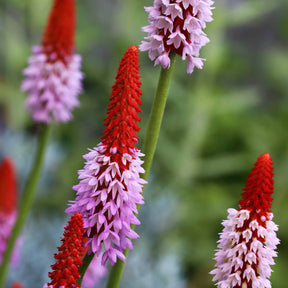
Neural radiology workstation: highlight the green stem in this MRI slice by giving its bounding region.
[105,54,176,288]
[0,124,51,288]
[141,53,176,182]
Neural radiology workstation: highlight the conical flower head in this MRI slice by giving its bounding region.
[210,153,279,288]
[42,0,75,60]
[239,153,274,216]
[44,213,85,288]
[21,0,83,123]
[140,0,214,73]
[66,46,146,266]
[0,157,21,266]
[101,45,142,167]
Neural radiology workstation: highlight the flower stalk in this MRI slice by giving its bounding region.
[0,124,51,288]
[142,53,176,181]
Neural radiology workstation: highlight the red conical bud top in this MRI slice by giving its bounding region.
[47,213,85,288]
[0,157,17,214]
[239,153,274,216]
[101,46,142,166]
[10,283,23,288]
[42,0,76,62]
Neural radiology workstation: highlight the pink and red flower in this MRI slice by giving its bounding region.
[21,0,83,123]
[210,153,279,288]
[140,0,214,73]
[66,46,146,266]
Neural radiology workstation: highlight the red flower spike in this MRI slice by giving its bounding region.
[42,0,76,62]
[10,282,23,288]
[101,45,142,167]
[0,157,17,214]
[239,152,274,216]
[47,213,85,288]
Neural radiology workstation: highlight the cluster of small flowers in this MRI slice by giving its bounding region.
[22,46,82,123]
[140,0,214,73]
[210,153,279,288]
[66,144,145,264]
[22,0,83,123]
[211,208,279,288]
[66,46,146,266]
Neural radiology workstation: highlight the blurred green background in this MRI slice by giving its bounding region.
[1,0,288,287]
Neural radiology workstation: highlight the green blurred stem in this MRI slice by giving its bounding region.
[104,54,176,288]
[141,53,176,181]
[0,124,51,288]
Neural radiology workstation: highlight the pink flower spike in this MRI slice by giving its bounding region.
[140,0,214,73]
[210,153,280,288]
[66,46,146,266]
[21,0,83,123]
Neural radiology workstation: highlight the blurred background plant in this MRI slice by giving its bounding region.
[1,0,288,287]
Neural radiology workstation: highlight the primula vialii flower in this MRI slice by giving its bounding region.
[210,153,280,288]
[140,0,214,73]
[21,0,83,123]
[0,157,21,266]
[66,46,146,265]
[43,213,85,288]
